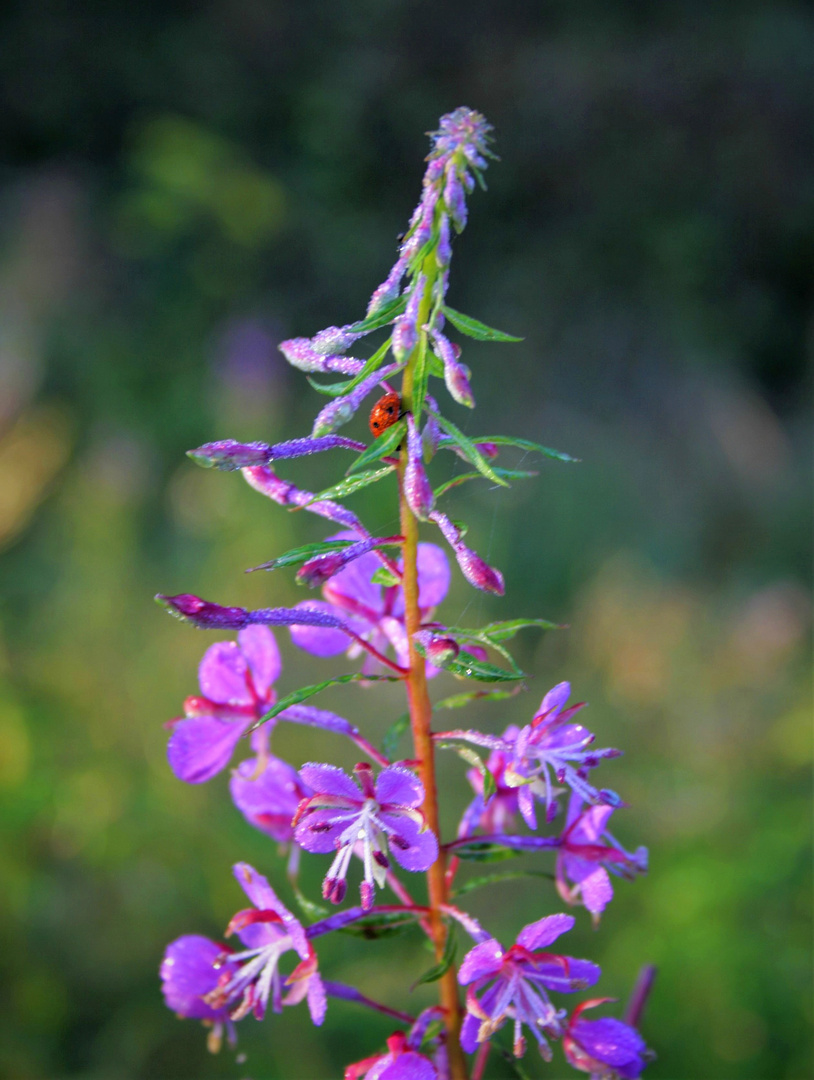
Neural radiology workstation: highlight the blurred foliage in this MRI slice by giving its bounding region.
[0,2,811,1078]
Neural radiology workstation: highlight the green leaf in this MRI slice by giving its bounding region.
[346,418,406,474]
[438,743,496,801]
[381,712,410,761]
[495,1044,534,1080]
[347,295,407,334]
[306,337,393,398]
[371,566,401,588]
[411,335,430,421]
[479,617,563,641]
[305,466,396,505]
[452,841,523,863]
[431,412,507,487]
[434,687,525,710]
[433,467,537,499]
[451,869,556,899]
[426,348,444,378]
[414,640,525,683]
[248,538,355,573]
[475,434,579,463]
[441,304,523,343]
[246,673,398,734]
[411,925,456,988]
[293,887,330,922]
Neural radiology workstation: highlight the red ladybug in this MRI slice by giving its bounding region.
[369,392,402,438]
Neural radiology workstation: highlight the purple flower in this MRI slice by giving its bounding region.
[556,794,648,922]
[205,862,326,1025]
[293,762,438,909]
[458,914,600,1059]
[429,510,504,595]
[289,532,449,675]
[404,415,434,520]
[563,999,648,1079]
[160,935,238,1052]
[346,1031,438,1080]
[230,754,310,843]
[440,683,622,826]
[456,728,522,839]
[167,626,281,783]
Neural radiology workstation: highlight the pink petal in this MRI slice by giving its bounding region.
[579,866,613,915]
[289,601,350,656]
[375,765,424,808]
[538,681,571,716]
[299,762,361,801]
[198,641,252,705]
[458,939,504,985]
[167,714,247,783]
[516,913,575,951]
[238,625,281,699]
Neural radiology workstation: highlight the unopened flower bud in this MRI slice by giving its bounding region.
[404,415,434,520]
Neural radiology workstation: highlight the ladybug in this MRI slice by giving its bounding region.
[369,392,403,438]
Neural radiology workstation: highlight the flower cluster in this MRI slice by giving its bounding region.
[158,109,653,1079]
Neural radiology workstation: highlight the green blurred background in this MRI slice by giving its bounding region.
[0,3,810,1078]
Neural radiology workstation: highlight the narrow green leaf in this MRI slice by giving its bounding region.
[434,687,525,710]
[438,743,495,801]
[381,712,410,761]
[305,466,396,505]
[432,413,507,487]
[348,295,407,334]
[411,925,456,988]
[346,418,406,474]
[452,841,523,863]
[411,335,429,421]
[248,538,355,573]
[246,673,398,734]
[306,337,393,398]
[433,468,537,499]
[451,869,556,899]
[371,566,401,588]
[479,617,563,641]
[441,304,523,343]
[476,434,579,463]
[414,640,525,683]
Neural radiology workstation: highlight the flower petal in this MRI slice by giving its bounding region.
[516,913,575,951]
[375,765,424,809]
[571,1017,646,1070]
[167,714,247,783]
[374,1053,438,1080]
[458,939,505,986]
[379,813,438,871]
[198,641,252,705]
[232,863,308,958]
[229,756,304,841]
[237,625,281,699]
[294,809,354,854]
[289,600,351,656]
[299,763,361,801]
[538,681,571,716]
[305,969,327,1026]
[160,935,233,1020]
[533,957,601,993]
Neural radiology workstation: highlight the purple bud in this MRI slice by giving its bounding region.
[188,435,366,471]
[311,364,401,437]
[392,276,425,363]
[429,511,505,596]
[367,255,408,316]
[412,629,459,667]
[404,415,434,520]
[360,881,375,911]
[436,213,452,266]
[430,330,475,408]
[156,594,251,629]
[444,170,467,232]
[296,536,400,587]
[279,337,365,375]
[309,325,365,355]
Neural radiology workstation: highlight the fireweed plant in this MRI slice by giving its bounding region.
[158,109,655,1079]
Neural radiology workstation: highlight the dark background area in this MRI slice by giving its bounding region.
[0,2,811,1078]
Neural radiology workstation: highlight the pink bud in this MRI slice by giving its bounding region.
[404,415,434,520]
